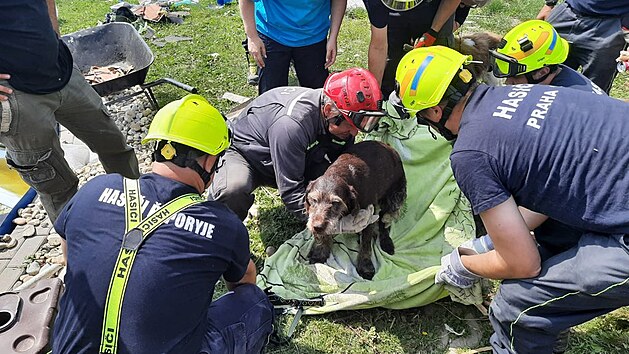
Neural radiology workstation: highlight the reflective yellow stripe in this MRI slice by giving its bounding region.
[508,276,629,352]
[100,178,203,353]
[125,178,142,231]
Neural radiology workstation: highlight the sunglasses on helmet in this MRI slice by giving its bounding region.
[340,109,387,133]
[490,50,528,78]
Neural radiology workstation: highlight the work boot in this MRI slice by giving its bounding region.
[552,329,571,354]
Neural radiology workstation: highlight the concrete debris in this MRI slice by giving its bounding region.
[84,65,135,85]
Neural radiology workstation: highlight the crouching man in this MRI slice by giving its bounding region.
[52,95,273,353]
[395,46,629,353]
[209,68,385,222]
[490,20,605,95]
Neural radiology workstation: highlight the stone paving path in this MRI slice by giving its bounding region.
[0,87,156,292]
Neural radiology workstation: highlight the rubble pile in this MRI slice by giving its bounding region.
[84,64,135,85]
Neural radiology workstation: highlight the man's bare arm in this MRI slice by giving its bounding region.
[46,0,60,35]
[225,259,257,291]
[462,197,541,279]
[367,25,388,85]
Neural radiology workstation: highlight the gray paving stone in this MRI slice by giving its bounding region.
[0,259,8,274]
[0,237,25,261]
[7,235,46,269]
[0,267,23,292]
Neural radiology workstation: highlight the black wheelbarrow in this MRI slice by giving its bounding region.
[62,22,197,108]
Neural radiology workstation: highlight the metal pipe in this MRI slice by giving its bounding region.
[13,263,64,291]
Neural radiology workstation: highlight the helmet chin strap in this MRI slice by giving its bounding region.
[433,95,460,141]
[153,141,222,186]
[525,65,557,84]
[427,71,477,141]
[185,158,215,186]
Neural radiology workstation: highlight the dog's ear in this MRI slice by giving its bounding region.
[347,185,360,215]
[304,181,315,212]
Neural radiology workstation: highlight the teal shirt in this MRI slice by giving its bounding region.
[254,0,331,47]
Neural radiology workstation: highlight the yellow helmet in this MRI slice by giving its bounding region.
[491,20,569,78]
[395,46,474,115]
[142,94,231,156]
[381,0,424,11]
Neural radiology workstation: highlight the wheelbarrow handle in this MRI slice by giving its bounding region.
[142,78,198,94]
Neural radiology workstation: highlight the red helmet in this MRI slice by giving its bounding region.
[323,68,385,133]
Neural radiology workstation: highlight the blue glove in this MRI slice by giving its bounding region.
[460,234,494,254]
[435,247,481,289]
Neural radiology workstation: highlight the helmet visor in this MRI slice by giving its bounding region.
[490,50,528,78]
[343,110,387,133]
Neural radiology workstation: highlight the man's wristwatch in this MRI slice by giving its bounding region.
[545,0,558,6]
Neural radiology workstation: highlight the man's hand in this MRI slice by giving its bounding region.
[325,37,338,69]
[247,35,267,68]
[435,247,481,288]
[460,234,494,254]
[0,74,13,101]
[536,5,554,20]
[617,50,629,63]
[414,28,439,48]
[338,204,379,234]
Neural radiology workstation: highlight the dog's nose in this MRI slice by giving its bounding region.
[312,224,326,234]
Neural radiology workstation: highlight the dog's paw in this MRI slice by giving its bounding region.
[308,246,330,264]
[357,259,376,280]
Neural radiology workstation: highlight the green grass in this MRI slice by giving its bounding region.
[57,0,628,352]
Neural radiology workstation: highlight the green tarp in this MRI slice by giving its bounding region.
[257,118,479,314]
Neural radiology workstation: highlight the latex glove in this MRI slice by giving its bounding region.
[338,204,379,234]
[460,234,494,254]
[435,247,481,289]
[384,91,410,120]
[414,28,438,48]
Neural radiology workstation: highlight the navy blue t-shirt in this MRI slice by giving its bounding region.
[551,64,605,95]
[0,1,73,94]
[566,0,629,17]
[451,84,629,235]
[52,173,250,354]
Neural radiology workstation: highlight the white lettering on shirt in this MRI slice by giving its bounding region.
[97,188,216,239]
[492,84,533,120]
[527,90,558,130]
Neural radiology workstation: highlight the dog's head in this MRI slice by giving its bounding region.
[304,176,359,237]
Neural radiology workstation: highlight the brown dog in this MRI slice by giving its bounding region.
[454,31,503,86]
[305,141,407,280]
